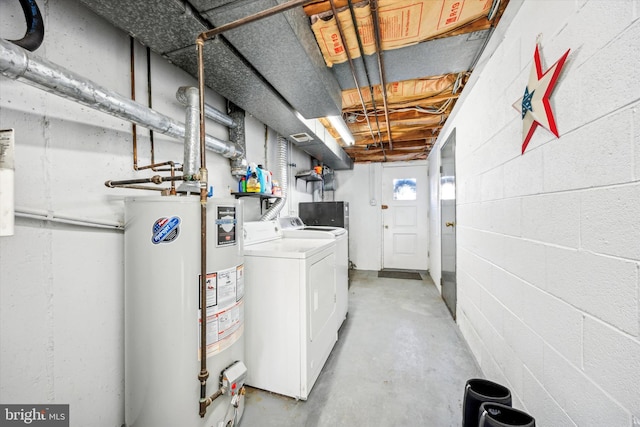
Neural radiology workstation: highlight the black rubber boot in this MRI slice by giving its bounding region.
[478,402,535,427]
[462,378,512,427]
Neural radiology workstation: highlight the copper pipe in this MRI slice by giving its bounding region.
[130,41,158,171]
[197,0,310,43]
[345,0,384,151]
[147,46,157,169]
[370,0,393,151]
[135,160,176,171]
[328,0,378,147]
[198,190,208,418]
[130,41,175,172]
[130,37,139,170]
[196,39,209,418]
[169,162,177,195]
[195,0,312,416]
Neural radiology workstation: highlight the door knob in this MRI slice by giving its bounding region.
[446,222,455,227]
[384,225,389,229]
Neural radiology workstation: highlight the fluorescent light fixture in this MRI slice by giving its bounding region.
[327,115,355,146]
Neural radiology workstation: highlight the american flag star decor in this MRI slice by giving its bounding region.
[513,42,570,154]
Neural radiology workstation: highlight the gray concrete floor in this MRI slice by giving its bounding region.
[240,270,481,427]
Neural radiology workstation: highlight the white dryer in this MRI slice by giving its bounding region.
[243,221,337,400]
[278,217,349,331]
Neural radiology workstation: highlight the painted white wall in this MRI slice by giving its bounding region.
[0,0,316,425]
[334,162,383,270]
[334,160,429,272]
[428,0,640,424]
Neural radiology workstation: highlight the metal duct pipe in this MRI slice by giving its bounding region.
[176,86,236,129]
[227,103,248,178]
[260,135,288,221]
[181,87,200,180]
[0,38,244,159]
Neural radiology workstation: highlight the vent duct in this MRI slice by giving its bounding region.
[260,135,288,221]
[77,0,353,170]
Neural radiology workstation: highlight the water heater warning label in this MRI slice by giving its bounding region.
[216,206,236,246]
[151,216,180,244]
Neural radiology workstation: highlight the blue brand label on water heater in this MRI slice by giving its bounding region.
[152,216,181,244]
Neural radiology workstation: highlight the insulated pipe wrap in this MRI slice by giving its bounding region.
[228,103,247,177]
[181,87,200,178]
[176,86,236,128]
[0,38,244,159]
[260,135,287,221]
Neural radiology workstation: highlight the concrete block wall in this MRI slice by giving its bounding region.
[432,0,640,425]
[0,0,315,425]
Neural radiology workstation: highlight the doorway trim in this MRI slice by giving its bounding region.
[440,130,457,319]
[381,160,429,271]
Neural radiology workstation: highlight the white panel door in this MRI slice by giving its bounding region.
[382,162,429,270]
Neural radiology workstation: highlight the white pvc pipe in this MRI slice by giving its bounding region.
[15,207,123,230]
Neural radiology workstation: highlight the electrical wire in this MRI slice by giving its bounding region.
[345,73,464,119]
[351,98,455,120]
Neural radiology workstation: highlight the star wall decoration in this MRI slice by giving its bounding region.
[513,43,570,154]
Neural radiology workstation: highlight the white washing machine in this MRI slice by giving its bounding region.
[243,220,337,400]
[278,216,349,331]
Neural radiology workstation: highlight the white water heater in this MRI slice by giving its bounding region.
[124,196,245,427]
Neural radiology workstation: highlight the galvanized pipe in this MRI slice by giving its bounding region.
[0,38,243,159]
[328,0,379,147]
[370,0,393,151]
[176,86,236,129]
[346,0,384,148]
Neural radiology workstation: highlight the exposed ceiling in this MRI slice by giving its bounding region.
[77,0,509,168]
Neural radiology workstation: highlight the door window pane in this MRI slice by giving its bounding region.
[393,178,417,200]
[440,176,455,200]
